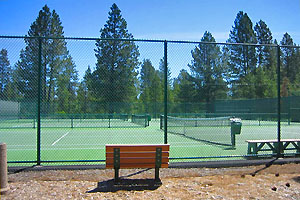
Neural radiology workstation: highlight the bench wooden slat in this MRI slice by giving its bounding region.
[105,144,170,182]
[106,152,169,158]
[106,157,169,164]
[106,163,169,169]
[106,144,170,152]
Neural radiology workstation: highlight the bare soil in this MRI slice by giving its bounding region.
[2,163,300,199]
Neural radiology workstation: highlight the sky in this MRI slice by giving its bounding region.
[1,0,300,43]
[1,0,300,79]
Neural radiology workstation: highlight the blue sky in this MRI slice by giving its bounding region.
[1,0,300,79]
[1,0,300,43]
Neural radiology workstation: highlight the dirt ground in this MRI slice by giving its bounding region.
[2,163,300,200]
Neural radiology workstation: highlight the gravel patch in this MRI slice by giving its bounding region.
[1,163,300,199]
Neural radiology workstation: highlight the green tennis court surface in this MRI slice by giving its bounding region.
[2,118,300,166]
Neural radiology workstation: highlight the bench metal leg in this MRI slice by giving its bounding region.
[113,148,120,182]
[273,142,284,158]
[155,147,162,182]
[155,167,160,182]
[114,168,120,182]
[296,142,300,156]
[248,143,258,155]
[247,144,252,155]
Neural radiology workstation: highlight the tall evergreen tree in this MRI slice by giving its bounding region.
[280,33,300,95]
[0,49,11,100]
[293,48,300,95]
[280,33,298,82]
[77,66,94,113]
[254,20,274,69]
[92,3,140,113]
[227,11,257,98]
[173,69,195,103]
[227,12,257,76]
[189,31,227,108]
[158,57,174,103]
[158,57,172,84]
[254,20,277,98]
[139,59,163,115]
[14,50,28,99]
[14,5,77,113]
[56,56,78,113]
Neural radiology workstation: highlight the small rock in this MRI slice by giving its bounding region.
[286,183,290,187]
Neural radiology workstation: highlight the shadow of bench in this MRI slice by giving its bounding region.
[87,178,162,193]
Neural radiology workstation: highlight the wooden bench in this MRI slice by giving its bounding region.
[246,139,300,156]
[106,144,170,182]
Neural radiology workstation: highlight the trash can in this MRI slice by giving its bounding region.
[147,114,151,122]
[146,114,151,126]
[230,118,242,147]
[231,118,242,135]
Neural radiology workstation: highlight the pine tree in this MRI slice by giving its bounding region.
[173,69,195,103]
[77,66,94,113]
[15,5,77,113]
[56,56,78,113]
[189,31,227,108]
[92,3,140,113]
[14,49,35,101]
[293,48,300,95]
[158,57,174,103]
[280,33,297,82]
[227,12,257,76]
[0,49,11,100]
[254,20,277,98]
[254,20,274,69]
[227,11,257,98]
[280,33,300,95]
[139,59,163,115]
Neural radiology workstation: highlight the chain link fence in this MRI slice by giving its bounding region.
[0,36,299,166]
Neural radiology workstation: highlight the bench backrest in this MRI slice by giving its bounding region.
[106,144,170,169]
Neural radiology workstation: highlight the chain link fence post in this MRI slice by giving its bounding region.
[164,40,168,144]
[277,45,282,158]
[37,37,42,165]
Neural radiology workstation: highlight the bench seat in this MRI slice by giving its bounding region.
[246,139,300,156]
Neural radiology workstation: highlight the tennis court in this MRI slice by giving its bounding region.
[2,116,300,166]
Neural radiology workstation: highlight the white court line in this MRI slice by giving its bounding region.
[66,135,164,138]
[51,120,83,146]
[51,131,71,146]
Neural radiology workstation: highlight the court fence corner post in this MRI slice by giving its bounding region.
[0,143,9,194]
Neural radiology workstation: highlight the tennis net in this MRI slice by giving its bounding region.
[131,114,150,127]
[160,115,240,147]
